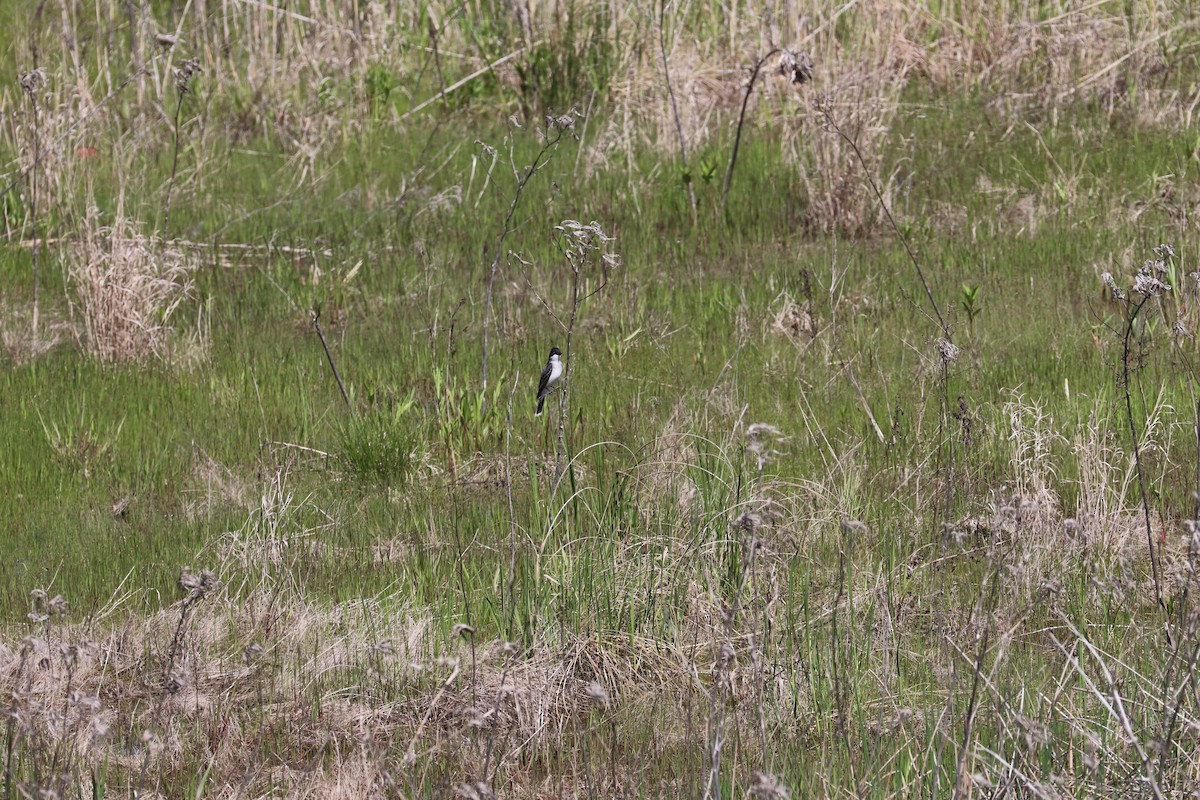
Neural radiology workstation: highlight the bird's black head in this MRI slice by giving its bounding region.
[549,347,562,357]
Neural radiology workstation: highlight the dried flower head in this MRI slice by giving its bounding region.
[454,782,494,800]
[936,338,960,364]
[174,58,200,95]
[1153,243,1175,259]
[546,108,580,135]
[840,519,868,536]
[750,771,792,800]
[47,594,68,617]
[734,511,761,535]
[1101,272,1125,300]
[778,50,814,85]
[1133,264,1169,297]
[585,681,610,708]
[745,422,787,470]
[555,219,621,273]
[179,567,218,600]
[19,68,47,97]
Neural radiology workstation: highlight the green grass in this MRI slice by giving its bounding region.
[2,5,1200,795]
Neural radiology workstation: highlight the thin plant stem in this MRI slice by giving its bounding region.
[1121,295,1168,625]
[26,86,41,336]
[721,49,779,220]
[313,309,352,412]
[481,125,566,397]
[817,103,948,338]
[162,89,186,243]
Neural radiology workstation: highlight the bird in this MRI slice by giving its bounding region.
[536,347,563,416]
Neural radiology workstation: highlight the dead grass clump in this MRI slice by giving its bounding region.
[68,205,199,364]
[0,302,73,364]
[783,69,905,237]
[768,291,817,343]
[183,445,254,520]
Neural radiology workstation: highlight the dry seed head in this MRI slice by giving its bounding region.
[179,567,218,599]
[454,782,494,800]
[69,692,100,711]
[546,108,579,135]
[475,139,498,160]
[750,771,792,800]
[585,681,610,708]
[717,642,736,668]
[734,511,761,535]
[1133,266,1168,297]
[19,68,47,97]
[840,519,868,536]
[778,50,814,85]
[47,595,68,617]
[745,422,787,470]
[174,58,201,95]
[936,338,960,364]
[453,623,475,640]
[1102,272,1125,300]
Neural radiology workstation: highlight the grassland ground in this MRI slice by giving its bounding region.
[2,0,1200,796]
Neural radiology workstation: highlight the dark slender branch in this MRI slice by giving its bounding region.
[721,49,779,219]
[313,309,352,411]
[25,86,41,336]
[162,89,186,242]
[481,126,566,396]
[1121,296,1168,626]
[829,522,861,793]
[949,570,1001,800]
[818,103,948,339]
[1158,534,1200,776]
[503,367,521,638]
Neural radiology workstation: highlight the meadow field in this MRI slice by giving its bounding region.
[1,0,1199,796]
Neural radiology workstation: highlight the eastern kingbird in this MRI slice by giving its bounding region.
[536,347,563,416]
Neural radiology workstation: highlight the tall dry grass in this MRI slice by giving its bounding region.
[67,201,200,363]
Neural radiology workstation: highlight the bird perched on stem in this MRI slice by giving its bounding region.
[536,347,563,416]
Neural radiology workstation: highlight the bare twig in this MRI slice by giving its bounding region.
[817,102,948,339]
[1120,294,1168,625]
[720,52,779,221]
[312,309,352,411]
[481,122,568,397]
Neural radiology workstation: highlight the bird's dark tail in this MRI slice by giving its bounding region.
[536,397,545,416]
